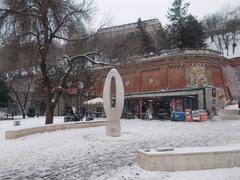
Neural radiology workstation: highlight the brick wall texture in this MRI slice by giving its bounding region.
[94,55,240,101]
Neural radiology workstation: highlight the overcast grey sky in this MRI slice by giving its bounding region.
[91,0,240,28]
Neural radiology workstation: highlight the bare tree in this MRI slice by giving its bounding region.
[218,10,230,56]
[203,13,224,53]
[0,37,38,119]
[203,6,240,56]
[227,7,240,55]
[7,69,33,119]
[0,0,105,124]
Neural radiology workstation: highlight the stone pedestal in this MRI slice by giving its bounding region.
[106,121,121,137]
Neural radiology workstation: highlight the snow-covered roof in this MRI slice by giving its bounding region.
[84,97,103,105]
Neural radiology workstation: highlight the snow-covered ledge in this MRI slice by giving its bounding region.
[5,121,106,140]
[137,145,240,171]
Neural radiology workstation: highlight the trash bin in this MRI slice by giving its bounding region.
[199,110,208,122]
[13,120,21,126]
[171,112,185,121]
[185,109,192,122]
[185,112,192,122]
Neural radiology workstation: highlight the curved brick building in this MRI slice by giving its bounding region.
[94,49,240,119]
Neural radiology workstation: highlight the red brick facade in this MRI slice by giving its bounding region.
[94,52,239,101]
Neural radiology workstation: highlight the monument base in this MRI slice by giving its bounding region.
[106,120,121,137]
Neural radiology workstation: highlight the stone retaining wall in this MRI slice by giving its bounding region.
[5,121,106,140]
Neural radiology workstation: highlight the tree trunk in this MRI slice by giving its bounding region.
[22,111,26,119]
[39,51,52,124]
[45,103,55,124]
[22,108,26,119]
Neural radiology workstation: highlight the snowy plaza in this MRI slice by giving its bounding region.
[0,115,240,180]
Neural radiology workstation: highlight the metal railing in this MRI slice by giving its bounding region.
[159,48,223,58]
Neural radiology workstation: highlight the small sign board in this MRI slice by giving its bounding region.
[192,110,200,121]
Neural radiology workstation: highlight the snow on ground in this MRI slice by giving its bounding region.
[0,117,240,179]
[103,165,240,180]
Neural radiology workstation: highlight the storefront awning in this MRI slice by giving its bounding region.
[125,88,204,99]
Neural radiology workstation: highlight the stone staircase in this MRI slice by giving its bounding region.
[217,109,240,120]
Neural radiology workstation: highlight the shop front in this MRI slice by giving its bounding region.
[123,88,204,120]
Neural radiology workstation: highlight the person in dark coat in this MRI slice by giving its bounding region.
[80,106,86,117]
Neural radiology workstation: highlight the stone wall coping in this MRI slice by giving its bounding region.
[138,145,240,156]
[5,120,106,140]
[137,145,240,171]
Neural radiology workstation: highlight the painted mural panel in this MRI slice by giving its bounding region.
[190,66,208,88]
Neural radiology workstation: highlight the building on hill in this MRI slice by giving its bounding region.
[95,18,162,62]
[98,18,162,38]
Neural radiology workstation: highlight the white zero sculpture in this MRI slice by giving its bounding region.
[103,68,124,137]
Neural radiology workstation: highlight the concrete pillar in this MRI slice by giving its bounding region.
[139,99,143,119]
[198,94,205,110]
[147,100,153,120]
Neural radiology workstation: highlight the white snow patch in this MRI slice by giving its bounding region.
[96,165,240,180]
